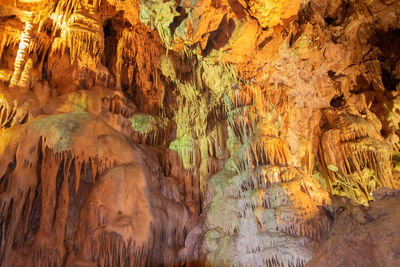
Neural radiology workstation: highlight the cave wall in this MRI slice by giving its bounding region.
[0,0,399,266]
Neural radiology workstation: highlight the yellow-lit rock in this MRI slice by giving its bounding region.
[0,0,399,266]
[248,0,302,28]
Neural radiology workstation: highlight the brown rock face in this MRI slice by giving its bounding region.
[308,188,400,267]
[0,0,399,266]
[0,113,189,266]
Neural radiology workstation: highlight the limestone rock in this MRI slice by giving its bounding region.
[0,0,399,266]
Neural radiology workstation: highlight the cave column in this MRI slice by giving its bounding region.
[10,13,34,87]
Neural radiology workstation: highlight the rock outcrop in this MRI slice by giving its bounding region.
[309,188,400,267]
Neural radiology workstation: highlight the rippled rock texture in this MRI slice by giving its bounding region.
[0,0,399,266]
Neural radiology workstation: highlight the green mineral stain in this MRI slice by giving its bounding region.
[139,0,178,48]
[70,94,88,112]
[393,151,400,171]
[130,113,156,134]
[313,171,328,191]
[329,166,377,206]
[31,112,89,151]
[130,113,168,135]
[169,135,194,151]
[169,136,195,169]
[327,164,339,172]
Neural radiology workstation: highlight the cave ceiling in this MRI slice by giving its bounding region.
[0,0,399,266]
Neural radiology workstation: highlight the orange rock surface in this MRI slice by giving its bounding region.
[0,0,399,266]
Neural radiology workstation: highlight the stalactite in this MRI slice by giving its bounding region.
[0,92,33,132]
[65,24,104,64]
[17,58,32,88]
[0,112,191,266]
[0,138,115,266]
[28,32,52,56]
[0,26,21,61]
[102,94,136,118]
[10,14,34,87]
[1,0,399,265]
[319,110,397,204]
[205,84,331,266]
[0,99,16,129]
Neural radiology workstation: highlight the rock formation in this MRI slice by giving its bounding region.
[0,0,399,266]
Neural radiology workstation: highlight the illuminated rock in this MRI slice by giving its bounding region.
[0,0,399,266]
[0,112,189,266]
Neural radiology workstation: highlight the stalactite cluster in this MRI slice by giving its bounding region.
[0,0,400,266]
[319,109,395,204]
[0,112,190,266]
[204,84,331,266]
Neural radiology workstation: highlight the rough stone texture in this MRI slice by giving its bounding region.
[0,0,399,266]
[308,188,400,267]
[0,112,189,266]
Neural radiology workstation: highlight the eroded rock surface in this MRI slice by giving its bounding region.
[0,112,189,266]
[308,189,400,267]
